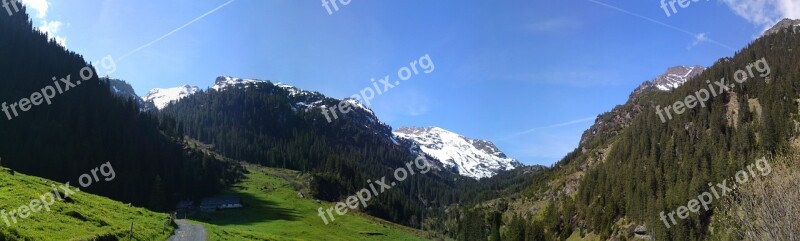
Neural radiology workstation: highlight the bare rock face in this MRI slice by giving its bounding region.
[630,65,704,99]
[764,18,800,36]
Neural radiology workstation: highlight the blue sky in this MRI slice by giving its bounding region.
[21,0,799,166]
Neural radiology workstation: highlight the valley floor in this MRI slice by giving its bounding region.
[188,165,438,241]
[170,220,208,241]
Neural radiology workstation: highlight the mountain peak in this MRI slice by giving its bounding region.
[394,126,523,179]
[142,84,200,110]
[654,65,704,91]
[764,18,800,36]
[212,76,268,91]
[630,65,704,99]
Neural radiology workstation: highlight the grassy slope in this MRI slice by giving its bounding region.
[566,230,601,241]
[192,164,434,241]
[0,167,173,241]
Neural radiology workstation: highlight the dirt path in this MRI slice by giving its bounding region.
[169,220,208,241]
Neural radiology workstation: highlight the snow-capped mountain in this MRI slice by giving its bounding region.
[630,65,704,99]
[143,76,520,179]
[142,85,200,110]
[210,76,377,116]
[651,65,704,91]
[195,76,392,136]
[393,126,523,179]
[211,76,267,91]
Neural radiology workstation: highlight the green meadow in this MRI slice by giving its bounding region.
[192,165,435,241]
[0,163,439,241]
[0,167,173,241]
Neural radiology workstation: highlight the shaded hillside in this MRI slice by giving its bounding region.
[0,6,242,211]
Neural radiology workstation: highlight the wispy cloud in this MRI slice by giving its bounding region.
[516,131,583,165]
[516,70,624,88]
[687,32,708,49]
[498,116,596,141]
[407,104,430,116]
[528,17,582,32]
[403,91,431,116]
[499,121,591,165]
[720,0,800,31]
[370,88,432,120]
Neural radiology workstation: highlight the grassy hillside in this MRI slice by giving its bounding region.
[191,164,439,241]
[0,167,173,240]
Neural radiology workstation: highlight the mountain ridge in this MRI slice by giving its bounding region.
[630,65,704,100]
[142,84,200,110]
[764,18,800,36]
[149,76,520,179]
[394,126,523,179]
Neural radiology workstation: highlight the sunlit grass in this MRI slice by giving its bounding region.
[194,165,432,241]
[0,168,173,240]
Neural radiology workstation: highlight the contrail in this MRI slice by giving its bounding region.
[119,0,236,61]
[499,116,596,141]
[587,0,737,51]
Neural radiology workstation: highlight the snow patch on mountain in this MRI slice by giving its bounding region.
[393,127,523,179]
[343,98,374,116]
[142,85,200,110]
[146,76,378,116]
[630,65,704,100]
[212,76,266,91]
[104,78,156,111]
[211,76,379,116]
[654,65,703,91]
[145,76,394,144]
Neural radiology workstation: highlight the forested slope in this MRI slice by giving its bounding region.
[160,84,466,228]
[446,25,800,241]
[0,6,242,211]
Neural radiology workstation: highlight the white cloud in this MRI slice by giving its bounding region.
[37,20,66,47]
[37,19,60,34]
[17,0,67,47]
[721,0,800,31]
[19,0,48,18]
[779,0,800,18]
